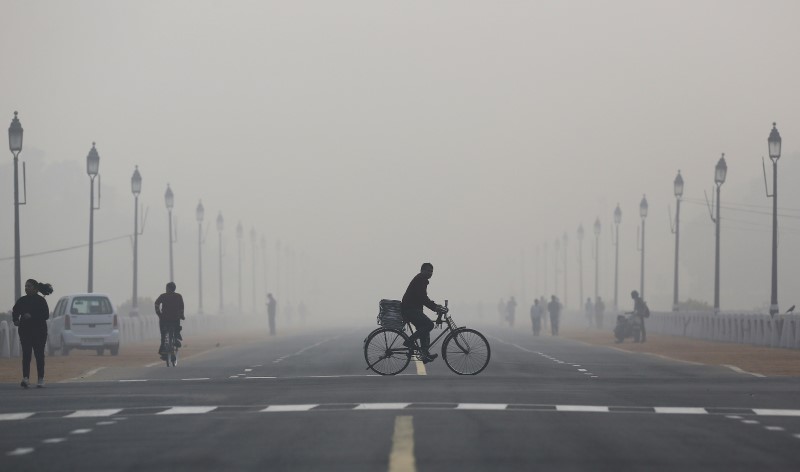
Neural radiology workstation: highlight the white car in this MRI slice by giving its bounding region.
[47,293,120,356]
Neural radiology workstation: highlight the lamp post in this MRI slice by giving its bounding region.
[613,204,621,311]
[554,237,560,299]
[562,233,568,308]
[130,166,142,316]
[8,112,24,301]
[165,184,175,282]
[672,171,684,311]
[543,241,548,296]
[216,212,224,314]
[196,200,205,314]
[714,154,727,314]
[593,218,601,304]
[237,222,243,314]
[639,195,648,298]
[577,225,584,307]
[251,227,257,315]
[768,123,782,316]
[261,235,268,299]
[86,143,100,293]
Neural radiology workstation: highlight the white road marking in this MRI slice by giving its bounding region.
[654,407,707,415]
[119,379,147,382]
[70,429,92,434]
[245,376,277,379]
[557,405,609,413]
[261,405,318,412]
[272,336,339,364]
[7,447,34,456]
[726,415,743,419]
[245,369,252,372]
[754,409,800,417]
[157,406,217,415]
[66,367,106,381]
[794,434,800,439]
[65,409,121,418]
[42,438,66,444]
[388,416,416,472]
[181,378,210,381]
[415,359,426,375]
[578,369,587,372]
[0,413,34,421]
[96,421,116,426]
[355,403,410,410]
[742,420,760,424]
[723,364,766,377]
[765,426,785,431]
[457,403,507,410]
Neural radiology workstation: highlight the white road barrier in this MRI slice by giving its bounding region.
[648,311,800,349]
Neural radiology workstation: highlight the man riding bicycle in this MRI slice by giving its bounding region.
[401,262,448,364]
[154,282,185,360]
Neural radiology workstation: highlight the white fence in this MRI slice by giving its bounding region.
[0,314,266,358]
[648,311,800,349]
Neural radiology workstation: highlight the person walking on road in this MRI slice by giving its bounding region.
[595,296,606,330]
[267,293,277,335]
[13,279,54,388]
[401,263,448,364]
[547,295,561,336]
[584,297,594,328]
[506,296,517,327]
[530,298,543,336]
[154,282,185,359]
[630,290,648,342]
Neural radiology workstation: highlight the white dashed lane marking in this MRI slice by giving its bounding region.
[7,447,34,456]
[261,405,318,412]
[65,409,121,418]
[0,412,34,421]
[156,406,217,415]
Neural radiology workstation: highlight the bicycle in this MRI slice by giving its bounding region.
[364,301,490,375]
[161,322,180,367]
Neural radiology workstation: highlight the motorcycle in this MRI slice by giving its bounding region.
[613,312,642,343]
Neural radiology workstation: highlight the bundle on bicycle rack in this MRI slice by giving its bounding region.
[377,299,404,329]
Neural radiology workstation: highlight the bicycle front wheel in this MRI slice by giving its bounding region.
[443,328,490,375]
[364,328,411,375]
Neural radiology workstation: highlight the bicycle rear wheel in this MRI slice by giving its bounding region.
[364,328,411,375]
[443,328,490,375]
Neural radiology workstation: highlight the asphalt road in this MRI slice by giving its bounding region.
[2,323,800,471]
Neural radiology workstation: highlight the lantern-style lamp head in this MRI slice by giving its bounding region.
[131,166,142,196]
[577,224,584,241]
[674,170,684,198]
[639,195,648,218]
[768,122,782,160]
[216,212,224,232]
[593,218,601,236]
[236,221,243,239]
[715,154,727,185]
[614,204,622,224]
[164,184,174,210]
[196,200,205,223]
[86,142,100,177]
[8,111,23,154]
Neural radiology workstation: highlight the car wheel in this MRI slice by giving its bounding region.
[110,345,119,356]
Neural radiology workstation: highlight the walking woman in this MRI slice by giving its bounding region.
[12,279,53,388]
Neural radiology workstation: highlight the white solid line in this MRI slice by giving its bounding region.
[70,429,92,434]
[42,438,66,444]
[753,409,800,416]
[7,447,34,456]
[355,403,410,410]
[261,405,318,412]
[119,379,147,382]
[723,364,766,377]
[65,409,122,418]
[157,406,217,415]
[181,378,210,381]
[765,426,785,431]
[388,416,416,472]
[245,376,277,379]
[0,413,34,421]
[654,407,708,415]
[456,403,508,410]
[415,359,426,376]
[556,405,609,413]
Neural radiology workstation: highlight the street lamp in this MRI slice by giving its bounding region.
[613,204,622,311]
[672,171,684,311]
[86,143,100,293]
[165,184,175,282]
[554,237,560,299]
[196,200,205,315]
[216,212,224,314]
[130,166,142,316]
[767,123,782,316]
[8,111,25,301]
[237,222,243,314]
[562,232,568,308]
[593,218,601,305]
[714,154,727,314]
[251,227,257,315]
[577,224,584,308]
[639,195,648,298]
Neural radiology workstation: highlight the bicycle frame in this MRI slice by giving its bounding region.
[405,311,460,352]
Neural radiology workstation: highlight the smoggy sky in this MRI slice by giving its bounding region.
[2,1,800,319]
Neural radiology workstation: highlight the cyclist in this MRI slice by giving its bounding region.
[154,282,185,359]
[401,262,448,364]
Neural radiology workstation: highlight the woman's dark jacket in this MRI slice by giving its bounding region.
[12,294,50,333]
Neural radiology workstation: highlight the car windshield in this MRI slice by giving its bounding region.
[70,296,113,315]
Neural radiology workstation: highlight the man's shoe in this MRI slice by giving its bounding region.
[421,353,438,364]
[36,378,45,388]
[20,377,29,389]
